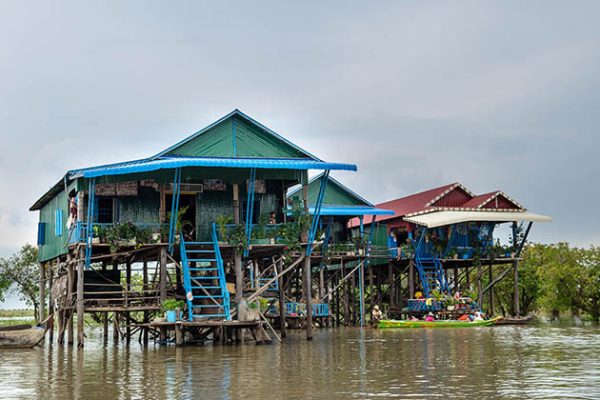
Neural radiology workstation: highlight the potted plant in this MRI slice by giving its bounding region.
[162,298,185,322]
[250,213,271,245]
[227,224,248,254]
[216,214,233,244]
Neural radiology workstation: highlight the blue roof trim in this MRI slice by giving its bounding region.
[70,157,357,179]
[152,109,323,161]
[309,205,394,217]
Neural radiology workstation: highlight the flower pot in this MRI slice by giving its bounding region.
[447,305,455,311]
[92,237,100,244]
[165,310,177,322]
[151,233,161,242]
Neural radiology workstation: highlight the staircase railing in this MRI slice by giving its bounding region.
[211,223,231,321]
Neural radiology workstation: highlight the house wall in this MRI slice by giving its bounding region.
[38,180,77,262]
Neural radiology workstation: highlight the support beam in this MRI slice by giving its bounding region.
[235,254,243,313]
[277,258,286,339]
[38,263,46,323]
[303,257,313,340]
[513,261,520,317]
[76,247,85,348]
[408,261,415,299]
[159,247,167,302]
[48,264,54,344]
[66,252,74,345]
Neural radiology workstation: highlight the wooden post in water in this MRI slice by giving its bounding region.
[48,261,54,344]
[125,259,131,343]
[142,260,149,346]
[513,260,520,317]
[101,261,109,344]
[277,258,286,339]
[39,262,46,323]
[67,252,74,345]
[488,263,494,315]
[453,267,459,292]
[159,247,167,343]
[76,247,85,348]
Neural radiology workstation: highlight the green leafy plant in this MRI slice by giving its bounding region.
[227,224,248,254]
[167,205,193,236]
[216,214,233,241]
[162,298,185,312]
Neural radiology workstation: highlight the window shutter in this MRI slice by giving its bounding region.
[38,222,46,245]
[55,209,63,236]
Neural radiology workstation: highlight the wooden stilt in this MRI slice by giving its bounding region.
[142,260,149,346]
[304,257,313,340]
[277,258,286,339]
[513,260,520,316]
[39,262,46,323]
[488,263,494,315]
[477,264,483,308]
[76,247,85,348]
[125,259,131,343]
[408,261,415,298]
[159,247,167,302]
[67,253,74,345]
[113,312,119,344]
[48,262,54,344]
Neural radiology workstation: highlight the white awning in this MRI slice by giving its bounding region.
[403,210,552,228]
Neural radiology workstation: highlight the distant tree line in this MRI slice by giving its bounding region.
[489,243,600,320]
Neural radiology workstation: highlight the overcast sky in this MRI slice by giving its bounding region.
[1,0,599,263]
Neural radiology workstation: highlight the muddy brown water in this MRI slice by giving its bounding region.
[1,325,599,399]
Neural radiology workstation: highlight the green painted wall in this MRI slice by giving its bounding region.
[38,180,76,262]
[118,187,160,225]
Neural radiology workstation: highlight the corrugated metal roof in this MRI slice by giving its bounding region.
[310,205,394,216]
[403,210,552,228]
[287,173,375,207]
[69,156,356,179]
[153,109,323,161]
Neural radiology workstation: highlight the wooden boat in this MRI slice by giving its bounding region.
[378,317,501,329]
[495,315,534,325]
[0,315,52,349]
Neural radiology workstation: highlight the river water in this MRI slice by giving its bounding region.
[1,325,599,399]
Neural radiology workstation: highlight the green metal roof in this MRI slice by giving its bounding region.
[156,109,319,160]
[288,173,372,207]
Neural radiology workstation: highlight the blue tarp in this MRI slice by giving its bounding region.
[69,156,357,179]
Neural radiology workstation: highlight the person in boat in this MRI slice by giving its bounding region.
[457,314,470,321]
[473,311,484,321]
[371,305,383,326]
[425,312,435,322]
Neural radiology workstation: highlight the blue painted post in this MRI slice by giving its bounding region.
[359,215,365,327]
[244,168,256,257]
[168,168,181,254]
[85,178,96,268]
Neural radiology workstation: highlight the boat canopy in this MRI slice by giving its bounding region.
[403,210,552,228]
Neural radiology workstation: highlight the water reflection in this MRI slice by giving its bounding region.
[1,325,600,399]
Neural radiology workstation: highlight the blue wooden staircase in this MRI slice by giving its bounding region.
[414,231,448,297]
[180,224,231,321]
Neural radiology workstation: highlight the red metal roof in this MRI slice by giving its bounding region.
[348,183,525,228]
[348,183,459,228]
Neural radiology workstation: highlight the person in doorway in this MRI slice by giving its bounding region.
[268,211,277,225]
